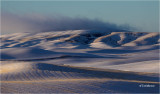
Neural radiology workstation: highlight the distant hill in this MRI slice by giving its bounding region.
[1,30,159,49]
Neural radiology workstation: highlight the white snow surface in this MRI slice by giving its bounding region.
[1,30,159,73]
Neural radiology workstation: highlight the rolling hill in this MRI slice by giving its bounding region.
[0,30,159,93]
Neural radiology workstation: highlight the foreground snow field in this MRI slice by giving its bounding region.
[0,30,159,93]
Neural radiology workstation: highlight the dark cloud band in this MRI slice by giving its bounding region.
[1,12,134,34]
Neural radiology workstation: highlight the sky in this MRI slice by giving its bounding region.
[1,0,159,34]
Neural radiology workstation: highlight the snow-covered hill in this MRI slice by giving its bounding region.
[1,30,159,49]
[1,30,159,93]
[1,30,159,73]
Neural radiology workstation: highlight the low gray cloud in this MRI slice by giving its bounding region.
[1,12,134,34]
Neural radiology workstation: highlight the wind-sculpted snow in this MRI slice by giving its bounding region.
[1,30,159,72]
[1,61,159,93]
[1,30,159,49]
[0,30,159,93]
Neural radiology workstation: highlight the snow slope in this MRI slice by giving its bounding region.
[1,30,159,73]
[1,61,159,93]
[0,30,159,93]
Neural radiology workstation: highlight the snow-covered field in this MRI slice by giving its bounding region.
[0,30,159,93]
